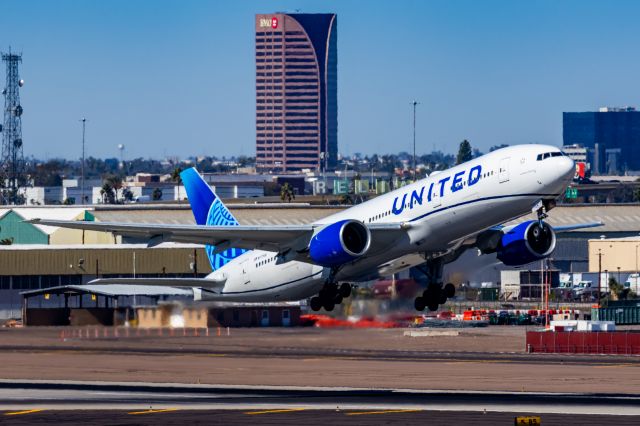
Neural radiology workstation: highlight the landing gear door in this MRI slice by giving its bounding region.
[499,157,510,183]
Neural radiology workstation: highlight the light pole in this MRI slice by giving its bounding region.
[412,100,419,182]
[80,118,86,205]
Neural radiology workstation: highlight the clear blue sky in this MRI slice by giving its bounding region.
[2,0,639,160]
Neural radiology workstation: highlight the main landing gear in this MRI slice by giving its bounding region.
[412,258,456,312]
[414,283,455,312]
[310,283,352,312]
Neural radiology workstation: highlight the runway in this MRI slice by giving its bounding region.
[0,380,639,425]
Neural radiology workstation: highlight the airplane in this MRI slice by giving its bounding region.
[31,144,602,312]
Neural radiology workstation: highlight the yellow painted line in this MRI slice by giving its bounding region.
[346,409,422,416]
[128,408,179,415]
[5,409,44,416]
[245,408,306,415]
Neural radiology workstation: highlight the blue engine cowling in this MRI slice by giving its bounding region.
[309,219,371,267]
[497,220,556,266]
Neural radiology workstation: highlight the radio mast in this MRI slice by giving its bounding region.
[1,49,26,205]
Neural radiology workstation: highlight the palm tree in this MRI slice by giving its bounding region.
[100,182,115,204]
[171,167,183,203]
[106,175,123,202]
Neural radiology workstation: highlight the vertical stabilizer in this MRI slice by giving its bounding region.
[180,168,247,270]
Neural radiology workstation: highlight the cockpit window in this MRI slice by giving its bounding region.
[537,151,564,161]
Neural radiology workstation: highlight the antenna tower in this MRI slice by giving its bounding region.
[1,49,26,205]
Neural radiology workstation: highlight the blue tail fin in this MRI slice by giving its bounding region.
[180,167,247,270]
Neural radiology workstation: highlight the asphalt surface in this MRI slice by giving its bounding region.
[0,381,639,425]
[2,409,637,425]
[2,327,640,394]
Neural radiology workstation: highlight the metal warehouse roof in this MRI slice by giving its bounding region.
[509,204,640,233]
[21,284,193,298]
[3,203,640,233]
[0,207,86,235]
[91,205,345,226]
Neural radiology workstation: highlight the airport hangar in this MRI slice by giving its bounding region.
[0,203,638,320]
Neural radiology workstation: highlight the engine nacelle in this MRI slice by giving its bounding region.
[309,219,371,267]
[497,220,556,266]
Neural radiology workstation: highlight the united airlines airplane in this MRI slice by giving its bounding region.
[33,144,601,312]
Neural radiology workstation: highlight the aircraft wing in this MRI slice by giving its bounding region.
[89,277,226,289]
[552,222,604,232]
[28,219,409,255]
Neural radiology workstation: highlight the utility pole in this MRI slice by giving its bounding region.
[597,249,602,308]
[412,100,419,182]
[80,118,86,205]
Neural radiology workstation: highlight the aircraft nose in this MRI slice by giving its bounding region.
[560,156,575,181]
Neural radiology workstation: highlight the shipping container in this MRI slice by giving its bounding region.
[593,304,640,325]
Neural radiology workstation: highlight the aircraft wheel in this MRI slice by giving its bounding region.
[427,302,439,312]
[323,301,335,312]
[438,291,447,305]
[334,294,343,305]
[444,283,455,298]
[310,297,323,312]
[414,296,426,311]
[339,283,352,298]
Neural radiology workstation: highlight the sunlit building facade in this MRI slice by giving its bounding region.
[255,13,337,172]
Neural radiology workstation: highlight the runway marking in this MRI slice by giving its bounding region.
[128,408,179,415]
[245,408,306,415]
[346,409,423,416]
[5,409,44,416]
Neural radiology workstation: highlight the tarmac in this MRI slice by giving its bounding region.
[0,380,639,425]
[1,326,639,424]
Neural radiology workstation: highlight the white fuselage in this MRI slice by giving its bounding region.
[197,144,575,302]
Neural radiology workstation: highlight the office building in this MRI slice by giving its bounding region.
[563,107,640,174]
[255,13,337,172]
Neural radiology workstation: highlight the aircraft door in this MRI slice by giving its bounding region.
[261,309,270,326]
[499,157,510,183]
[240,260,251,285]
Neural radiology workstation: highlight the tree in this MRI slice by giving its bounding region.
[280,182,295,202]
[122,188,134,202]
[607,277,628,301]
[152,187,163,201]
[489,144,509,152]
[105,174,123,202]
[456,140,473,165]
[171,167,183,202]
[100,183,115,204]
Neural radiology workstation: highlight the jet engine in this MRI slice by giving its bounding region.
[496,220,556,266]
[309,219,371,267]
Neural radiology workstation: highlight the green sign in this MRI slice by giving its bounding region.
[565,187,578,199]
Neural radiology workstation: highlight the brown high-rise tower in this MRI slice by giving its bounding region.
[255,13,337,172]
